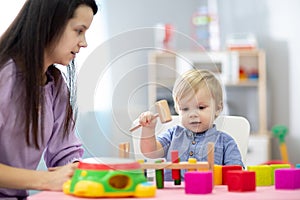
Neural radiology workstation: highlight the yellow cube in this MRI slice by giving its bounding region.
[247,165,272,186]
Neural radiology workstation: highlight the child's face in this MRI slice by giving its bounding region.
[177,86,218,133]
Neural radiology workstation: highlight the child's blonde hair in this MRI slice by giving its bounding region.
[172,69,223,115]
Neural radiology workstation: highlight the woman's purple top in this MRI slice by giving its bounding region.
[0,60,83,198]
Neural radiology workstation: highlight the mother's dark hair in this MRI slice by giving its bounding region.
[0,0,98,149]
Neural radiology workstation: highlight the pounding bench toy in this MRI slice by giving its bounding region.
[129,100,172,132]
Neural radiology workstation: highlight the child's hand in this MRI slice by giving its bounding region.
[138,111,157,129]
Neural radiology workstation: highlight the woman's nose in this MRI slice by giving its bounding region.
[79,37,87,48]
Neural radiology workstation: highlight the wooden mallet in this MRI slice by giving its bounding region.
[129,99,172,132]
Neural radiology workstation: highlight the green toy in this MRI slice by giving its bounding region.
[63,157,156,198]
[272,125,289,162]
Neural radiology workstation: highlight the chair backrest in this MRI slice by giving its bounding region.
[131,115,250,165]
[214,115,250,164]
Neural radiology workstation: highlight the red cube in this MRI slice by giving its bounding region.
[222,165,243,185]
[227,171,256,192]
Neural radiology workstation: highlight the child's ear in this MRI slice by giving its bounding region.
[174,105,179,114]
[215,102,223,117]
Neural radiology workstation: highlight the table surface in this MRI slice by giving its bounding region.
[29,182,300,200]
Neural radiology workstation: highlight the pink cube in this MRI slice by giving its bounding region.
[275,168,300,190]
[184,171,213,194]
[227,171,256,192]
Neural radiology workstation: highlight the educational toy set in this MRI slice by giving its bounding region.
[63,143,300,198]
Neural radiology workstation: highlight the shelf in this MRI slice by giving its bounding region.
[225,80,258,87]
[148,50,268,136]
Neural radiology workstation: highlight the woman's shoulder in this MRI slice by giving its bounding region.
[0,59,17,77]
[0,59,21,88]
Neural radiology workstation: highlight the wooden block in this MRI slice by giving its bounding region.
[247,165,272,186]
[275,168,300,190]
[185,171,213,194]
[222,165,242,185]
[140,162,209,170]
[227,171,256,192]
[118,142,130,158]
[270,164,291,184]
[213,165,222,185]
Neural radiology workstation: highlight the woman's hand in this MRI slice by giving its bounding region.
[44,162,78,191]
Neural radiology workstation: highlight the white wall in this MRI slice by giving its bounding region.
[101,0,300,164]
[2,1,299,164]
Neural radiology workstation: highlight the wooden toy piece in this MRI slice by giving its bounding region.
[119,142,130,158]
[185,171,213,194]
[137,159,147,178]
[188,158,197,171]
[247,165,272,186]
[296,163,300,168]
[227,171,256,192]
[129,99,172,132]
[155,99,172,123]
[269,164,291,185]
[272,125,289,162]
[275,168,300,190]
[155,159,164,189]
[139,161,209,170]
[171,150,181,185]
[222,165,242,185]
[207,142,214,171]
[213,165,222,185]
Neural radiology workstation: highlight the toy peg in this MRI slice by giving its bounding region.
[155,159,164,189]
[188,158,197,171]
[119,142,130,158]
[272,125,289,162]
[129,100,172,132]
[171,150,181,185]
[137,159,147,178]
[207,142,214,171]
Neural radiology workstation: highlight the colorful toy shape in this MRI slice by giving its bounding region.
[171,150,181,185]
[222,165,243,185]
[185,171,213,194]
[272,125,289,162]
[247,165,272,186]
[227,171,256,192]
[155,159,164,189]
[63,157,156,198]
[213,165,223,185]
[275,168,300,190]
[269,164,291,184]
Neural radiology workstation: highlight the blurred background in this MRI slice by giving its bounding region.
[1,0,299,167]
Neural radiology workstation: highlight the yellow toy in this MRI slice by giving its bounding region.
[63,157,156,198]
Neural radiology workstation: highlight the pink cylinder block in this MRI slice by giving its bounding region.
[184,171,213,194]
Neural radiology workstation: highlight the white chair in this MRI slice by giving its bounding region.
[131,115,250,165]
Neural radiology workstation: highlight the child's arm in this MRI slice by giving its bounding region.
[139,111,164,158]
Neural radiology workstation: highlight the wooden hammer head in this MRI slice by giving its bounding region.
[155,100,172,123]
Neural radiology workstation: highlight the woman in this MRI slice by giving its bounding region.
[0,0,98,198]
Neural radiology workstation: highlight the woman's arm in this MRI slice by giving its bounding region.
[0,162,78,191]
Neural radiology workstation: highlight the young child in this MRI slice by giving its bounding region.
[138,69,243,180]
